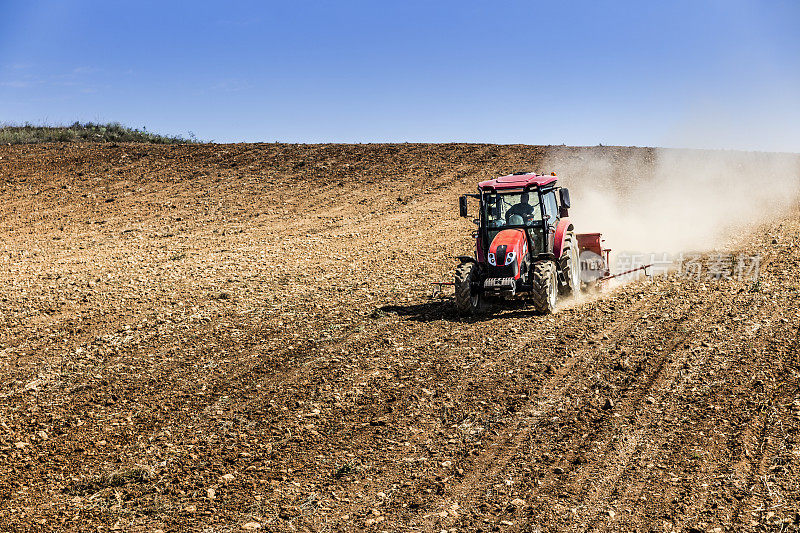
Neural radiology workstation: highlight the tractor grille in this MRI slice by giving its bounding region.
[488,263,518,279]
[495,244,508,266]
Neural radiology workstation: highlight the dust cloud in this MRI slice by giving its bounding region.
[543,148,800,262]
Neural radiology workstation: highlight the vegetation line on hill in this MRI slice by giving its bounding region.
[0,121,198,145]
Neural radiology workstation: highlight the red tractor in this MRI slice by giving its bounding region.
[455,172,606,315]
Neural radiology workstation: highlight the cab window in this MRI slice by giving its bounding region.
[542,191,558,224]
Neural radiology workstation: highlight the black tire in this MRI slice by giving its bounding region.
[454,262,481,314]
[558,230,581,295]
[531,260,558,314]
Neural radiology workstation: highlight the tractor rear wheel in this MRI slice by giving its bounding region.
[531,260,558,314]
[454,262,481,314]
[559,230,581,295]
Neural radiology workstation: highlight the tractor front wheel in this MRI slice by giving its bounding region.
[455,262,481,315]
[531,260,558,314]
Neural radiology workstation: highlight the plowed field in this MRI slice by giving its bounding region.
[1,143,799,532]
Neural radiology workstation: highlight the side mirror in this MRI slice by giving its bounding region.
[559,188,571,209]
[459,195,468,218]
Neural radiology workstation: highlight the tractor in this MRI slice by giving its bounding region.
[455,172,598,315]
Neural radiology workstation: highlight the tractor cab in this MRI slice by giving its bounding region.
[482,188,550,260]
[461,172,571,265]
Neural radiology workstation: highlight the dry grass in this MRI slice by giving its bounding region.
[0,121,197,145]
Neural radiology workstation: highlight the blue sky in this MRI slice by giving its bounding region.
[1,0,798,151]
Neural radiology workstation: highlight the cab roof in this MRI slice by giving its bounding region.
[478,172,558,191]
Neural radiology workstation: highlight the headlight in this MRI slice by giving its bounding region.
[505,251,516,265]
[487,253,496,266]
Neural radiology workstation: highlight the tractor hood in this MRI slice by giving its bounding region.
[487,229,528,279]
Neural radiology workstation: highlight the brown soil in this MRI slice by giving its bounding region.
[0,142,798,532]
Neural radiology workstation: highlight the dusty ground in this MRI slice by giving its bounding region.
[0,142,799,532]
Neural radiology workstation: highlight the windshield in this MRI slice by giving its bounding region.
[483,191,543,228]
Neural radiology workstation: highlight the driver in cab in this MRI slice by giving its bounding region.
[506,192,535,224]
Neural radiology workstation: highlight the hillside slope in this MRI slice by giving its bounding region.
[0,142,798,532]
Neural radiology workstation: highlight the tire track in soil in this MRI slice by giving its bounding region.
[726,317,800,530]
[414,286,660,531]
[564,243,796,527]
[590,272,792,529]
[577,251,791,532]
[589,307,758,531]
[691,251,797,530]
[658,312,792,531]
[520,288,725,532]
[594,354,732,531]
[559,250,785,531]
[482,276,736,529]
[576,344,700,530]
